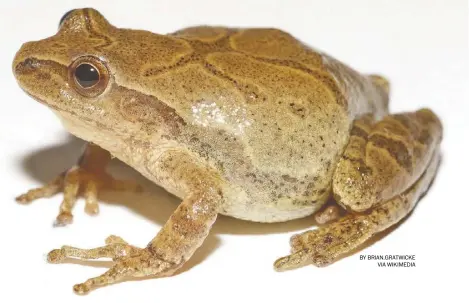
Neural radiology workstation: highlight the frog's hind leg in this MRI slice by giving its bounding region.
[275,152,439,269]
[16,143,142,226]
[274,109,442,270]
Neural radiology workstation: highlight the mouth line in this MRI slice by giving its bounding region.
[22,88,115,133]
[22,89,85,122]
[14,58,89,122]
[15,58,117,134]
[22,89,50,107]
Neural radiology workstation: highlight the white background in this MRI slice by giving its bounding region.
[1,0,467,302]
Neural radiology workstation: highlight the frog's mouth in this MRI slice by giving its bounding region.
[14,58,102,127]
[22,90,49,107]
[21,89,63,113]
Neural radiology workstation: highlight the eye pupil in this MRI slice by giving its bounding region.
[74,63,99,88]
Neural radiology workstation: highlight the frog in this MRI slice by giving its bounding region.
[12,8,442,294]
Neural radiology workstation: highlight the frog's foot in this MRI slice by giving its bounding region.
[274,214,374,270]
[16,143,142,226]
[16,166,142,226]
[47,235,180,295]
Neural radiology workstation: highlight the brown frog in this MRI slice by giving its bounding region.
[12,8,442,294]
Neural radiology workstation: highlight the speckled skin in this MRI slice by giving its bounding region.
[13,8,442,294]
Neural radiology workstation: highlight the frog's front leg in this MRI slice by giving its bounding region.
[16,142,141,226]
[47,152,222,294]
[49,188,221,294]
[274,109,442,270]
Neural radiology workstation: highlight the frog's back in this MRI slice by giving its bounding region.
[167,26,388,117]
[141,26,388,174]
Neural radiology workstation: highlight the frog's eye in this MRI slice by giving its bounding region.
[69,56,109,97]
[58,9,75,28]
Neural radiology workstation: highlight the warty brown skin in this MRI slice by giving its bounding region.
[13,8,442,294]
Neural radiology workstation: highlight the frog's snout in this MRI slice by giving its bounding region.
[13,42,70,108]
[13,41,68,88]
[13,42,37,79]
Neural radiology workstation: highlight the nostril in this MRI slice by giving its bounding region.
[15,58,37,75]
[24,58,34,66]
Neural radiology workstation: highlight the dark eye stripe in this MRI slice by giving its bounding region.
[74,63,99,88]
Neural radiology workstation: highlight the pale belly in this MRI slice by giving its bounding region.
[215,180,329,223]
[219,198,320,223]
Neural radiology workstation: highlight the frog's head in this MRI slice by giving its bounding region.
[13,8,188,142]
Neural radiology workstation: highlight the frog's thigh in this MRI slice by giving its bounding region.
[274,109,442,270]
[333,109,442,212]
